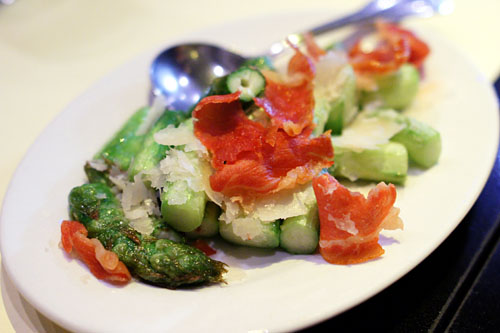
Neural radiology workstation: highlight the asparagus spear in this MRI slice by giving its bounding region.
[280,204,319,254]
[361,63,420,110]
[161,179,207,232]
[219,218,280,248]
[68,183,226,288]
[330,142,408,184]
[390,116,442,168]
[84,161,114,187]
[94,107,150,171]
[128,110,185,178]
[185,201,221,238]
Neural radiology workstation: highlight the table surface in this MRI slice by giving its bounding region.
[1,1,499,332]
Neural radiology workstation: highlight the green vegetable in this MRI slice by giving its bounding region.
[160,180,207,232]
[95,107,150,171]
[324,98,344,135]
[226,66,266,102]
[185,202,221,238]
[280,205,319,254]
[151,218,185,243]
[312,98,331,135]
[314,64,358,135]
[68,183,226,288]
[207,57,272,100]
[84,162,114,187]
[219,219,280,248]
[361,64,420,110]
[207,75,229,96]
[362,109,441,168]
[128,110,185,178]
[330,142,408,184]
[241,56,275,70]
[391,116,442,168]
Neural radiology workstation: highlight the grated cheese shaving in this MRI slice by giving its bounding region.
[88,159,108,171]
[110,173,159,235]
[332,109,406,152]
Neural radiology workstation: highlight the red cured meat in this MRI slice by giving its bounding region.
[61,220,131,285]
[348,21,429,74]
[254,44,315,136]
[193,92,266,169]
[312,174,402,265]
[193,93,333,202]
[304,32,326,62]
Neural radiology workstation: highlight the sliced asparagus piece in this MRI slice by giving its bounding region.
[330,142,408,184]
[160,180,207,233]
[128,110,185,178]
[95,107,150,171]
[185,202,221,238]
[391,116,442,168]
[361,64,420,110]
[219,219,280,248]
[280,204,319,254]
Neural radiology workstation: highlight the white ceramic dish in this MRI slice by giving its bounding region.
[1,11,498,333]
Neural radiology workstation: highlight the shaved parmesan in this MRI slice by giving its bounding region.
[313,51,359,132]
[217,183,316,240]
[314,52,349,101]
[158,150,204,192]
[165,180,190,205]
[130,217,155,235]
[221,218,266,241]
[88,159,108,171]
[111,173,159,235]
[154,122,207,154]
[332,109,405,151]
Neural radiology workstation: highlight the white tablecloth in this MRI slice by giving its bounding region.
[1,0,499,331]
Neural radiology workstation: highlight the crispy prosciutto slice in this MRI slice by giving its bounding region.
[378,21,430,68]
[193,93,333,202]
[192,92,266,169]
[61,220,131,285]
[304,32,326,62]
[254,44,315,136]
[312,174,403,265]
[348,21,429,74]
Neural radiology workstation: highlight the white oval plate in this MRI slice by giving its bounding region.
[1,11,498,333]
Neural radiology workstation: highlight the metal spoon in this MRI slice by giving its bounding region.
[151,0,453,111]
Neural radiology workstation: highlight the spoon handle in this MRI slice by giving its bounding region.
[266,0,450,58]
[309,0,393,35]
[310,0,450,35]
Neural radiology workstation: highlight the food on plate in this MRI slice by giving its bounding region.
[67,182,226,288]
[61,220,132,285]
[313,174,403,265]
[61,21,440,288]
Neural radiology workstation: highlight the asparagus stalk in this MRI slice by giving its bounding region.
[280,204,319,254]
[128,110,185,178]
[185,202,221,238]
[94,107,150,171]
[219,219,280,249]
[68,183,226,288]
[330,142,408,184]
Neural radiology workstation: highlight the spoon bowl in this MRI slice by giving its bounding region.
[151,44,246,111]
